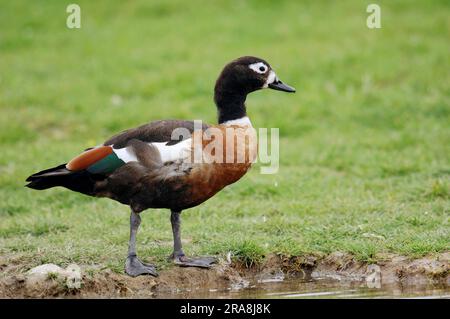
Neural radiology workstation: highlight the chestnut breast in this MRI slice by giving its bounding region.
[182,124,257,207]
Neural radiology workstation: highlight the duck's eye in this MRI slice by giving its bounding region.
[249,62,268,74]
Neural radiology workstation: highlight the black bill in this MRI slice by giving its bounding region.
[269,80,296,93]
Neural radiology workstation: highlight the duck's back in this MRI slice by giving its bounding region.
[104,120,210,148]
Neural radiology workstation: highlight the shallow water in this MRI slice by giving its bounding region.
[155,277,450,299]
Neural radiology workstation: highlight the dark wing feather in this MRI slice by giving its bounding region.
[103,120,210,148]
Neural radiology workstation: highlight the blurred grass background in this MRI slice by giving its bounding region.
[0,0,449,271]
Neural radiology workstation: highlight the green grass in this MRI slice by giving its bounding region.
[0,0,449,272]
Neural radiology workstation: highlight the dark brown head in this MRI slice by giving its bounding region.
[214,56,295,123]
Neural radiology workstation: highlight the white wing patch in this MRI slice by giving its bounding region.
[113,147,137,163]
[152,139,192,163]
[113,139,192,164]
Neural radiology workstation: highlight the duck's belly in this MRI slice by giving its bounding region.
[125,162,252,211]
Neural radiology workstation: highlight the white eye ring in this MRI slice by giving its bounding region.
[249,62,268,74]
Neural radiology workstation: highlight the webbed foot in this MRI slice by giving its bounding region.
[125,255,158,277]
[171,254,216,268]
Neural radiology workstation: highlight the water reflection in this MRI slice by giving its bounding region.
[154,276,450,299]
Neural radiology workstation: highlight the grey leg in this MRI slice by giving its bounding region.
[125,209,158,277]
[169,210,216,268]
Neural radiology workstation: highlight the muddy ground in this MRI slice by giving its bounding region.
[0,252,448,298]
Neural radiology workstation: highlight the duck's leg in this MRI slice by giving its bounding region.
[125,209,158,277]
[169,210,216,268]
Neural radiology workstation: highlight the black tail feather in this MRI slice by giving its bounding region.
[25,163,100,195]
[26,164,70,182]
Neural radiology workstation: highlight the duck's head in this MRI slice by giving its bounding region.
[215,56,295,123]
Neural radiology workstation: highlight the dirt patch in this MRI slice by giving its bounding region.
[312,251,449,285]
[0,252,448,298]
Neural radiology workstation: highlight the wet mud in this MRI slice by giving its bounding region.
[0,252,448,298]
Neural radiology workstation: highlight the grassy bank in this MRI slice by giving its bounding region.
[0,0,449,273]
